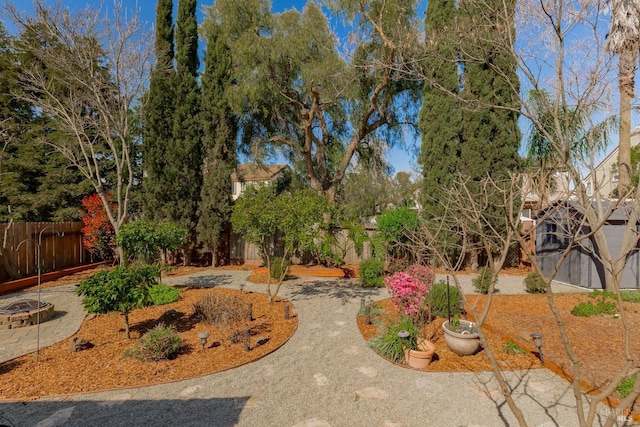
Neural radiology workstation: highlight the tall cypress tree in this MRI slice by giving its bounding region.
[171,0,201,265]
[458,0,521,267]
[197,23,237,266]
[143,0,175,220]
[418,0,461,221]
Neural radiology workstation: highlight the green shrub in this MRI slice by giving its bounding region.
[149,284,181,306]
[76,264,159,338]
[570,300,617,317]
[359,259,385,287]
[193,293,247,327]
[616,374,637,398]
[472,267,492,294]
[125,324,182,362]
[269,257,291,280]
[428,281,462,318]
[369,315,421,362]
[503,341,526,355]
[621,290,640,303]
[524,272,547,294]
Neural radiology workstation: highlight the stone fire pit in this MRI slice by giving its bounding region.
[0,299,55,330]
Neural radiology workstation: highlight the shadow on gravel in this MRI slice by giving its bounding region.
[288,279,381,304]
[0,397,247,427]
[174,274,236,288]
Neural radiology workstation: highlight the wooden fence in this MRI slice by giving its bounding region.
[229,226,376,266]
[1,222,91,282]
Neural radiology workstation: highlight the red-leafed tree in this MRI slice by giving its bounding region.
[81,193,116,261]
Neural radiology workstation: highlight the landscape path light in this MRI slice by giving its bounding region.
[198,331,209,351]
[531,333,544,366]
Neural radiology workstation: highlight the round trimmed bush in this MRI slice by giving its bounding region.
[360,259,385,287]
[125,324,182,362]
[472,267,493,294]
[270,257,291,280]
[524,272,546,294]
[428,281,462,318]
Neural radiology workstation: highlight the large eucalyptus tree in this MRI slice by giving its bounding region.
[207,0,421,203]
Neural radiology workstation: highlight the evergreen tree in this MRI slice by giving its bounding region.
[197,23,237,266]
[0,22,92,222]
[418,0,461,221]
[458,0,521,267]
[170,0,201,264]
[142,0,175,221]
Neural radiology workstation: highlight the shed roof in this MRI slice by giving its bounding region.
[230,163,289,182]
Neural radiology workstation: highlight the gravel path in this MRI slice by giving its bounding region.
[0,270,623,427]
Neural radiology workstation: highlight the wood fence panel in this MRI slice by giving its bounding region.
[1,222,90,282]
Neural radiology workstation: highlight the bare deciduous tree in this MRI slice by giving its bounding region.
[3,1,153,261]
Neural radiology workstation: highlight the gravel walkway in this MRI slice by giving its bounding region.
[0,270,625,427]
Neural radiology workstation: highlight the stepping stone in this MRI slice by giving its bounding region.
[328,330,341,337]
[413,378,443,394]
[35,407,74,427]
[234,396,263,409]
[314,373,328,386]
[356,366,378,378]
[179,385,203,397]
[355,387,389,400]
[343,346,360,355]
[334,321,345,326]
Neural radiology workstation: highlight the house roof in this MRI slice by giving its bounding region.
[231,163,289,182]
[536,199,638,223]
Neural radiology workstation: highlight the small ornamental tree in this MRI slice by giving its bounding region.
[376,206,419,261]
[232,186,331,303]
[76,264,159,339]
[116,220,187,281]
[81,193,116,261]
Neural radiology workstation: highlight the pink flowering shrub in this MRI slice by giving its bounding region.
[405,264,435,289]
[384,264,435,320]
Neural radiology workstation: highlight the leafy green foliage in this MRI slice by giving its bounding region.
[571,300,617,317]
[193,293,247,327]
[359,259,385,287]
[269,257,291,280]
[369,315,422,362]
[621,290,640,303]
[208,0,420,204]
[524,272,547,294]
[116,220,187,265]
[76,264,159,338]
[377,207,419,245]
[503,341,527,355]
[124,324,182,362]
[149,284,181,306]
[616,374,637,398]
[428,282,462,318]
[472,267,493,294]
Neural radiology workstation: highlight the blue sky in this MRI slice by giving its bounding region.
[11,0,424,175]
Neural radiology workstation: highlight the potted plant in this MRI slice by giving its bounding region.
[398,328,436,369]
[370,315,436,369]
[442,314,482,356]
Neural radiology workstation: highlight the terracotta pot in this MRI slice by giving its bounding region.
[404,339,436,369]
[442,320,482,356]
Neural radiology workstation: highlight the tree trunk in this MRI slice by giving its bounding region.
[617,50,635,197]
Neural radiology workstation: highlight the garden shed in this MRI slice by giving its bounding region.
[535,200,640,289]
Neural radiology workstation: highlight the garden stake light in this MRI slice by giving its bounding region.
[365,305,371,325]
[244,327,251,351]
[13,226,64,363]
[531,333,544,366]
[284,305,290,320]
[198,332,209,351]
[247,302,253,321]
